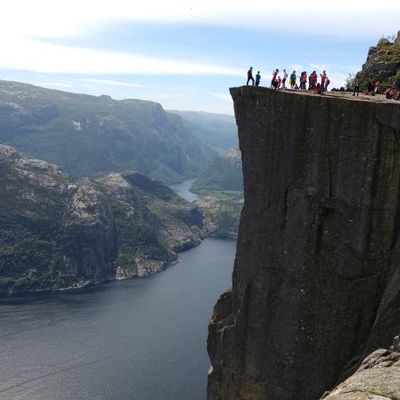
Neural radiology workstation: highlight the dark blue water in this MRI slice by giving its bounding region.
[0,238,235,400]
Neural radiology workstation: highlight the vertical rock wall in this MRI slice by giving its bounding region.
[207,87,400,399]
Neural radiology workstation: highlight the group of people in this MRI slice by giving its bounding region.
[247,67,330,94]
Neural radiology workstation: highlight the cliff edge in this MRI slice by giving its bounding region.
[207,86,400,399]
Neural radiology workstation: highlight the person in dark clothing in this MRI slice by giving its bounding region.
[255,71,261,86]
[271,69,279,88]
[353,77,360,96]
[247,67,255,85]
[367,80,375,95]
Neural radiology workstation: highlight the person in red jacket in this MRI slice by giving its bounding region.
[310,71,317,90]
[320,70,327,94]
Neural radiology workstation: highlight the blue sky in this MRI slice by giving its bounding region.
[0,0,399,114]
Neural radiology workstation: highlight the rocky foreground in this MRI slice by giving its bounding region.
[207,86,400,399]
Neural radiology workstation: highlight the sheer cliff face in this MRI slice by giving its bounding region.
[207,87,400,399]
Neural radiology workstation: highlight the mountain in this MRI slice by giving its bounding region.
[0,144,204,294]
[0,80,212,183]
[191,147,243,196]
[170,110,237,153]
[357,31,400,90]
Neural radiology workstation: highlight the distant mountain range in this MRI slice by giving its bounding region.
[0,80,233,183]
[191,147,243,195]
[0,80,241,294]
[170,110,237,153]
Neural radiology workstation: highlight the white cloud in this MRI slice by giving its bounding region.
[0,0,398,78]
[79,79,145,88]
[309,63,328,72]
[0,37,243,76]
[289,65,305,72]
[1,0,399,39]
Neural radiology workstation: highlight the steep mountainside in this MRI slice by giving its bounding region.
[0,144,204,294]
[357,31,400,90]
[191,147,243,195]
[170,110,237,152]
[0,80,211,183]
[207,87,400,399]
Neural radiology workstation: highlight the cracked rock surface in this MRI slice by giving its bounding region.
[323,349,400,399]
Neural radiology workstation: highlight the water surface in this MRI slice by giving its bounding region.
[0,238,235,400]
[169,178,200,202]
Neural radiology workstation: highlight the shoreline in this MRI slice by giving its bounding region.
[0,236,236,297]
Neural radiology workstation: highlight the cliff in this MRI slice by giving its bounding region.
[0,145,204,294]
[207,87,400,399]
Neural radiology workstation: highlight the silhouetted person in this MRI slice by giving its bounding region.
[247,67,255,86]
[255,71,261,86]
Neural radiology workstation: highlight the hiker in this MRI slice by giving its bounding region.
[271,69,279,88]
[325,76,330,91]
[353,77,360,96]
[255,71,261,86]
[247,67,255,86]
[300,71,307,90]
[367,80,375,95]
[320,70,327,94]
[309,71,317,90]
[282,69,288,88]
[290,71,297,89]
[274,75,282,90]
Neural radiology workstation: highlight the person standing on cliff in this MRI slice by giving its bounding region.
[290,71,296,89]
[273,75,281,90]
[353,76,360,96]
[247,67,255,86]
[310,71,317,90]
[282,69,288,88]
[325,76,330,91]
[271,69,279,88]
[320,70,327,94]
[255,71,261,86]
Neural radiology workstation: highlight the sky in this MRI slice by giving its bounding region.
[0,0,399,114]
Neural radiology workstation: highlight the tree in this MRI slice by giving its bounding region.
[345,73,356,91]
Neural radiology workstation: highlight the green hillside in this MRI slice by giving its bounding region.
[170,110,237,152]
[191,148,243,196]
[0,144,204,294]
[0,80,212,183]
[356,32,400,90]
